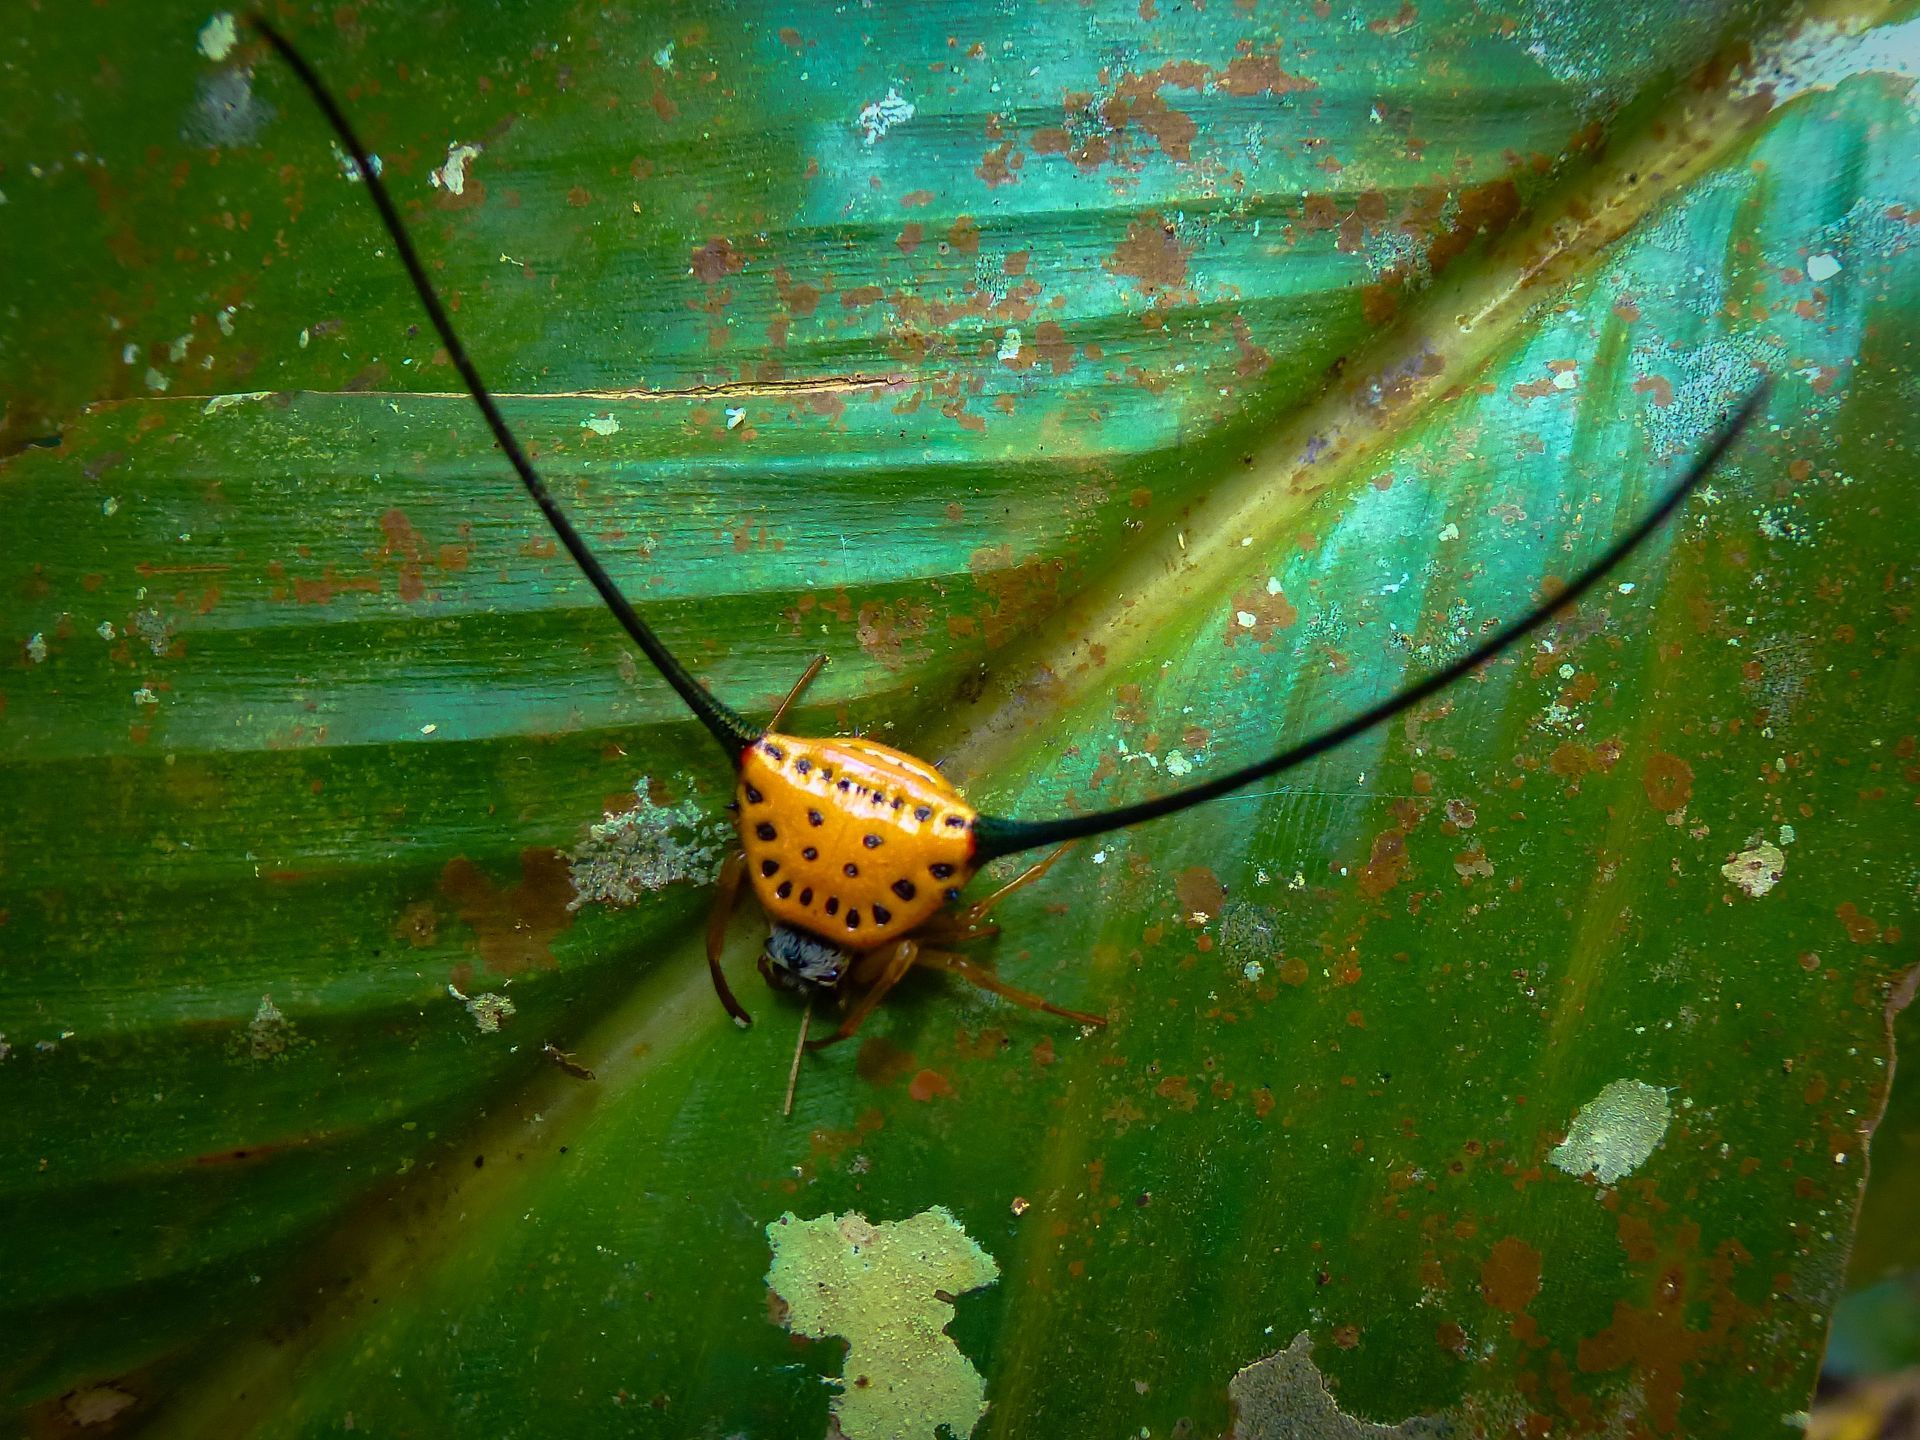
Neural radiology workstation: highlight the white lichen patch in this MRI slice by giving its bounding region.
[1741,16,1920,110]
[1229,1332,1447,1439]
[329,140,382,182]
[856,87,915,144]
[429,142,483,195]
[134,607,173,657]
[25,633,47,664]
[187,68,272,147]
[568,778,727,908]
[1551,1079,1671,1186]
[230,993,309,1064]
[197,12,237,61]
[61,1385,138,1428]
[448,983,515,1034]
[580,412,621,436]
[1219,900,1278,974]
[1722,841,1786,898]
[766,1207,999,1440]
[997,327,1022,361]
[202,391,273,416]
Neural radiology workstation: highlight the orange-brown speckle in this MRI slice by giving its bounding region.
[1641,752,1694,812]
[1480,1235,1543,1313]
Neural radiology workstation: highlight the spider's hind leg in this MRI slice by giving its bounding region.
[706,849,753,1025]
[915,947,1105,1028]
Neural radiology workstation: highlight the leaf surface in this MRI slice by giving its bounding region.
[3,2,1916,1435]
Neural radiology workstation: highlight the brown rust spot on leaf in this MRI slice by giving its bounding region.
[1836,902,1883,944]
[976,141,1018,187]
[855,598,933,671]
[908,1068,954,1102]
[857,1036,916,1087]
[1358,827,1410,899]
[1633,374,1675,407]
[1548,741,1597,784]
[1106,75,1198,161]
[438,848,575,976]
[393,899,440,949]
[1175,866,1226,922]
[1479,1235,1542,1313]
[967,548,1067,649]
[1106,213,1190,294]
[1640,752,1694,812]
[1216,55,1316,97]
[1031,320,1074,374]
[1156,1074,1198,1111]
[689,237,742,284]
[378,508,428,602]
[1224,583,1298,647]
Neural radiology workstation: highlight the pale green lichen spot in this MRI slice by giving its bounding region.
[1550,1078,1672,1186]
[765,1206,999,1440]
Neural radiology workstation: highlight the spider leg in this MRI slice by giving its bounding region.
[948,842,1074,929]
[915,946,1105,1027]
[705,848,753,1025]
[767,653,829,730]
[911,914,1000,945]
[806,939,920,1050]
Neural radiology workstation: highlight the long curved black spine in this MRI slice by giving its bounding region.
[253,17,758,757]
[973,380,1770,861]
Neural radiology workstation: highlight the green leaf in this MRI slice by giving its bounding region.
[4,2,1915,1435]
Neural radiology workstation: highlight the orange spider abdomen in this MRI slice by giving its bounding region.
[736,733,977,950]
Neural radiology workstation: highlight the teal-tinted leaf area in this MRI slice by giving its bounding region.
[3,0,1915,1436]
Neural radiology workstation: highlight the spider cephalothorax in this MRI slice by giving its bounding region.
[760,924,852,996]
